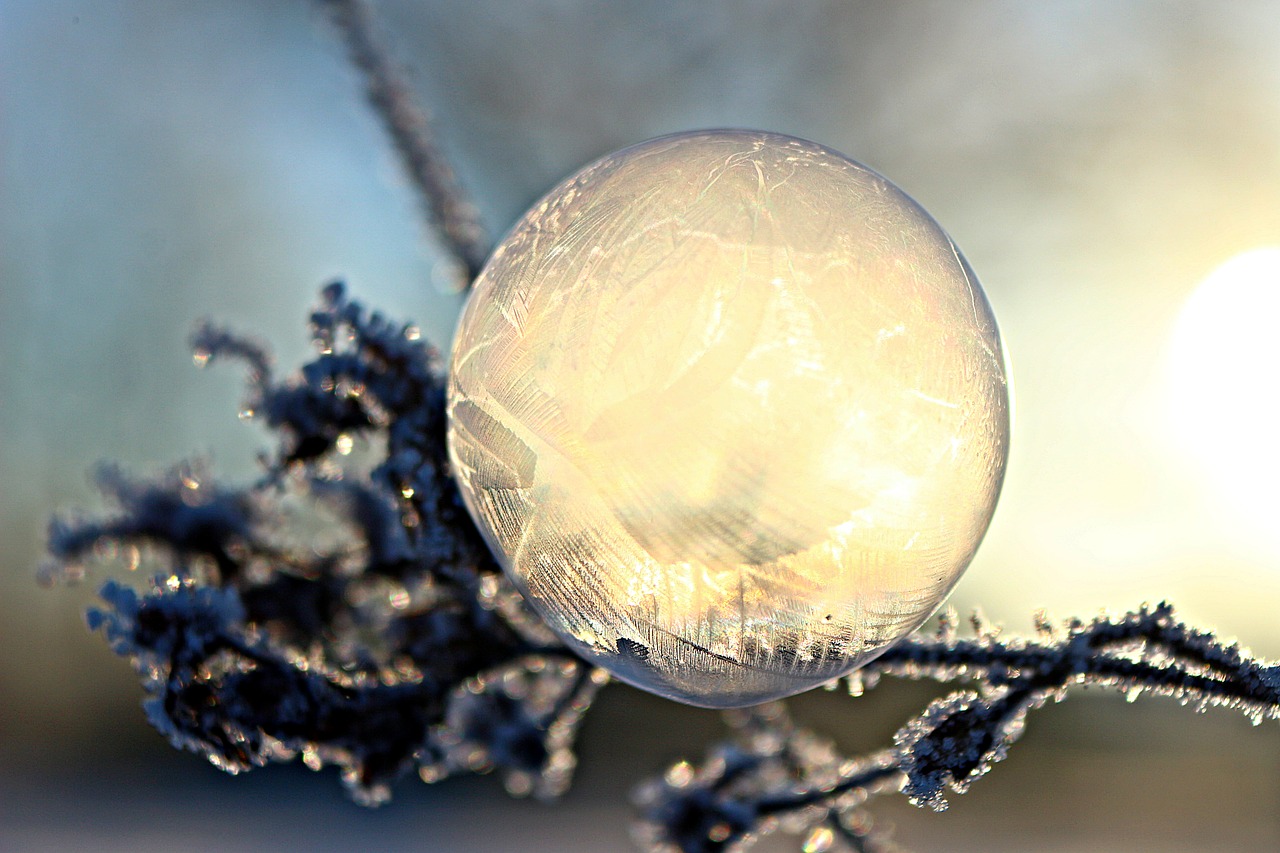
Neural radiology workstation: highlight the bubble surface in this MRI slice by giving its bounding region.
[447,130,1010,707]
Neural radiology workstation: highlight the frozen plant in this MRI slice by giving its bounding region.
[47,282,1280,851]
[48,282,603,806]
[42,1,1280,851]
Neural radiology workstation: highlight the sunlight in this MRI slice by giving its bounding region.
[1166,248,1280,543]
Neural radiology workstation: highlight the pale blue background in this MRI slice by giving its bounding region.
[2,2,1279,850]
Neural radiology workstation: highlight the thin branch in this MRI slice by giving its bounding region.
[873,603,1280,711]
[639,604,1280,851]
[755,759,902,816]
[321,0,490,283]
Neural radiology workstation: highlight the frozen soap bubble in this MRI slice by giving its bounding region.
[447,130,1010,708]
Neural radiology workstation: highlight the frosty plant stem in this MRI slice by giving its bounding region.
[637,603,1280,852]
[322,0,490,282]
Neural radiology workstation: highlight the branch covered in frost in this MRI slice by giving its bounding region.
[635,704,902,853]
[47,284,603,804]
[882,604,1280,810]
[638,604,1280,852]
[320,0,490,282]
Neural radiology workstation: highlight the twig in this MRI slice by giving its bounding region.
[638,604,1280,851]
[321,0,490,283]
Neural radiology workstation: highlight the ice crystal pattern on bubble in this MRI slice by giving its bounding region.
[448,130,1010,708]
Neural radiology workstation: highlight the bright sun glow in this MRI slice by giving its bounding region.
[1166,248,1280,541]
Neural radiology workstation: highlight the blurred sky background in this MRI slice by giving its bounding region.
[2,1,1279,850]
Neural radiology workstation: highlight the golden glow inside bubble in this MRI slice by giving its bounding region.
[447,130,1010,707]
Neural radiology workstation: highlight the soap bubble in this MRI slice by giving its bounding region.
[447,130,1010,708]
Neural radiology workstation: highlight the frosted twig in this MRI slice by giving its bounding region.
[321,0,490,283]
[638,605,1280,851]
[48,286,598,804]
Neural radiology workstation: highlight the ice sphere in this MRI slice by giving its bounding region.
[447,130,1010,708]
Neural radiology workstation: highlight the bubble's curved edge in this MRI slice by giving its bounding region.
[574,646,888,711]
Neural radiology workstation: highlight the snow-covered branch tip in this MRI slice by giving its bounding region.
[44,285,1280,852]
